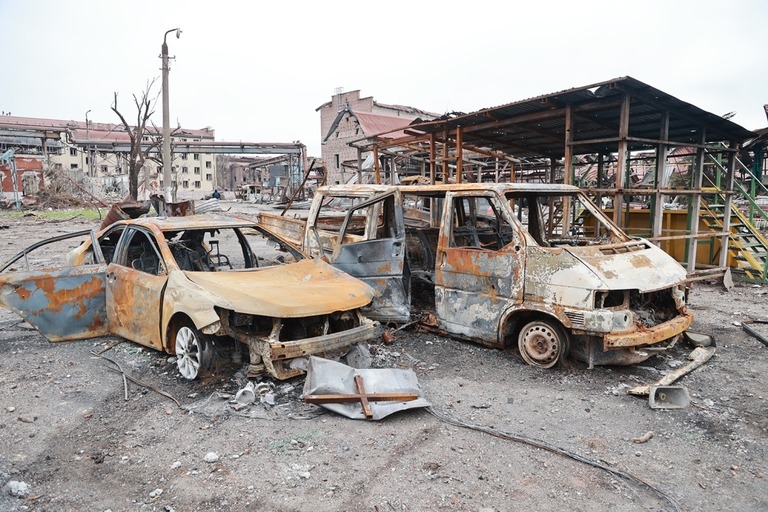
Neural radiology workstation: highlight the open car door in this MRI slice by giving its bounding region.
[0,230,110,341]
[318,192,411,323]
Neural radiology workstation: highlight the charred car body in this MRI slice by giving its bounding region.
[0,214,379,380]
[259,183,693,368]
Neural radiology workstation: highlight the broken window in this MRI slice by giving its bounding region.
[449,195,515,250]
[119,229,164,276]
[505,191,623,247]
[308,195,370,254]
[162,226,299,272]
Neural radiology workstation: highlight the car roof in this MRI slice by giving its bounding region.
[110,213,256,232]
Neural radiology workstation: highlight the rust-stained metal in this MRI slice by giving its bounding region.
[257,182,695,368]
[628,345,716,396]
[304,374,419,420]
[0,214,381,381]
[150,194,195,217]
[0,266,109,341]
[99,201,151,230]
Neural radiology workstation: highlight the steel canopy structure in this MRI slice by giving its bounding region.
[351,76,760,282]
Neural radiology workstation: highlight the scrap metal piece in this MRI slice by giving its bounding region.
[683,331,715,347]
[741,322,768,347]
[304,374,418,420]
[648,385,690,409]
[302,356,430,420]
[628,345,716,396]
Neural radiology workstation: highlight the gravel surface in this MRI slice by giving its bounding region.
[0,205,766,511]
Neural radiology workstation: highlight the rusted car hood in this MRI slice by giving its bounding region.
[564,241,687,292]
[184,259,375,318]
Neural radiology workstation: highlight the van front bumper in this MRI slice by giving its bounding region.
[602,312,693,349]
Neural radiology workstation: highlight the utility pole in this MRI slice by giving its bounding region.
[85,109,92,177]
[162,27,181,202]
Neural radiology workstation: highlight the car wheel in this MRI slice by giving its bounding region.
[175,325,214,380]
[518,319,569,369]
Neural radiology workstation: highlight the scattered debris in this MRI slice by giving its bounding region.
[741,322,768,347]
[94,351,180,406]
[302,356,430,420]
[684,331,715,347]
[234,382,256,405]
[628,335,716,396]
[17,414,37,423]
[427,407,682,512]
[722,268,734,291]
[343,343,373,369]
[648,385,690,409]
[4,480,30,498]
[632,431,655,444]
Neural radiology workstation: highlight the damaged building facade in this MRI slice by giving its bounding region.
[317,89,439,185]
[0,115,217,199]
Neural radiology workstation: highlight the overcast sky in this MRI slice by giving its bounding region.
[1,0,766,157]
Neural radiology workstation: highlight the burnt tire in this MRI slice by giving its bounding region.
[175,325,215,380]
[518,319,569,369]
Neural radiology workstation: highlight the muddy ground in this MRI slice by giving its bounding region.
[0,204,766,512]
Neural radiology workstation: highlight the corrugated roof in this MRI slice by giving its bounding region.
[354,112,412,139]
[390,76,755,159]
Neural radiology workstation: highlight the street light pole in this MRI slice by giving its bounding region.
[85,110,91,177]
[162,27,181,202]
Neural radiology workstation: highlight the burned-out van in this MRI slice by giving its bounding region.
[258,183,693,368]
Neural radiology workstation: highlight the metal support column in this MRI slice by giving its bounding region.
[456,126,463,184]
[687,128,706,273]
[429,133,436,185]
[718,141,738,268]
[652,111,670,244]
[562,104,574,233]
[613,94,631,226]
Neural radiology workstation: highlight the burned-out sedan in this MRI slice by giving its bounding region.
[0,214,379,380]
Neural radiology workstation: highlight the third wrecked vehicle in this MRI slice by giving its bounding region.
[259,183,693,368]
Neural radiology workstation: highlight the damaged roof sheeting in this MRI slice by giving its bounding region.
[0,214,381,381]
[358,76,755,159]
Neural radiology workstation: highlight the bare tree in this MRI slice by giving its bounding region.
[111,79,162,200]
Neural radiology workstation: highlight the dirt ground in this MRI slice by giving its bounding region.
[0,204,766,512]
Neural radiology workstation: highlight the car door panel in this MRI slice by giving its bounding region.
[435,192,525,346]
[0,228,109,341]
[105,227,167,351]
[0,266,109,341]
[327,193,410,323]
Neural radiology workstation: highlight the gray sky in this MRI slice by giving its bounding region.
[2,0,766,157]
